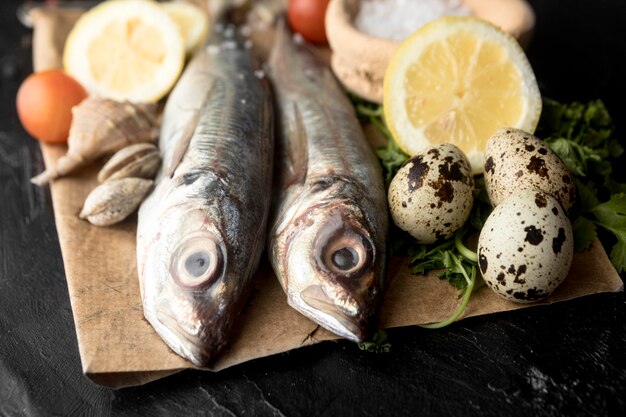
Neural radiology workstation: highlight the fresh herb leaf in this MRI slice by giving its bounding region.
[407,235,475,291]
[541,99,624,190]
[609,234,626,274]
[574,178,600,211]
[572,216,597,252]
[591,193,626,228]
[539,99,614,148]
[588,194,626,272]
[468,176,492,230]
[377,139,409,189]
[540,98,626,272]
[358,330,391,353]
[407,239,455,274]
[545,137,601,177]
[418,253,476,329]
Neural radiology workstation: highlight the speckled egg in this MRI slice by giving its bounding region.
[388,143,474,244]
[484,128,576,212]
[477,190,574,303]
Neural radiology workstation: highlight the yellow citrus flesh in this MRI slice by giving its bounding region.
[64,0,185,103]
[162,1,210,56]
[384,17,541,172]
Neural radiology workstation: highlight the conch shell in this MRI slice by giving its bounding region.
[31,97,159,186]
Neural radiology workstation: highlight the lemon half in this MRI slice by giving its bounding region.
[162,1,210,56]
[383,17,541,172]
[63,0,185,103]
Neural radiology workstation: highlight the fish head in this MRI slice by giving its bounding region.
[139,201,235,366]
[282,201,384,342]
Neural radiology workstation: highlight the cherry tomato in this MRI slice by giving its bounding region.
[16,70,88,144]
[287,0,331,44]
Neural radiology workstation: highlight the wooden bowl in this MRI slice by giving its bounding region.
[326,0,536,103]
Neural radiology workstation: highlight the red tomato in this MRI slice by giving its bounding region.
[287,0,331,44]
[16,70,88,144]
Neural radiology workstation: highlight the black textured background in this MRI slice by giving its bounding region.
[1,1,625,416]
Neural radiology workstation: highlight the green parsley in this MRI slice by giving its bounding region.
[350,95,626,328]
[358,330,392,353]
[351,94,626,329]
[541,99,626,272]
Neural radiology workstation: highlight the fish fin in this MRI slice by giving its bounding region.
[164,112,199,178]
[281,102,308,187]
[274,17,289,49]
[270,18,301,76]
[165,83,215,178]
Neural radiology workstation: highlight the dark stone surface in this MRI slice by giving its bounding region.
[1,0,625,416]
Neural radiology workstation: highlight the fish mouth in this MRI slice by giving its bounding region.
[297,285,366,342]
[146,308,218,367]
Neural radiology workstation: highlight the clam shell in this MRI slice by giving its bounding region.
[98,143,161,183]
[80,178,153,227]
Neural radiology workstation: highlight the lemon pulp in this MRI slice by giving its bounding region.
[87,18,167,95]
[64,0,185,103]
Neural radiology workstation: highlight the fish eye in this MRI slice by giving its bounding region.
[185,251,211,277]
[331,247,360,271]
[315,222,373,278]
[171,235,224,289]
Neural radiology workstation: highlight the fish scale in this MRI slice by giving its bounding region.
[136,21,273,366]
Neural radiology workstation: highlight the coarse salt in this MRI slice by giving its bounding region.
[354,0,472,41]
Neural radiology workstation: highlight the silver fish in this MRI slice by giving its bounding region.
[136,22,273,366]
[267,23,388,342]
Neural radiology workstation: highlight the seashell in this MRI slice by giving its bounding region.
[79,177,153,226]
[31,97,160,186]
[97,143,161,183]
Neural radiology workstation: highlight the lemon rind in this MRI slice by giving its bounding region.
[161,1,210,56]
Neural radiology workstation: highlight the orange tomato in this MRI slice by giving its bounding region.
[16,70,88,144]
[287,0,330,44]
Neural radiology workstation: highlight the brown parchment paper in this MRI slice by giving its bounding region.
[30,8,623,389]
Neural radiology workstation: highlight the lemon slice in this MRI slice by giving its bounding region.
[161,1,210,56]
[383,17,541,172]
[63,0,185,103]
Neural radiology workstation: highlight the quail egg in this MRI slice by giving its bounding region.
[484,128,576,212]
[477,190,574,303]
[388,143,474,244]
